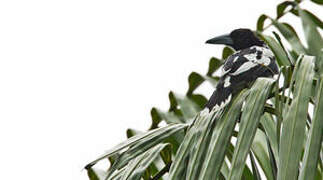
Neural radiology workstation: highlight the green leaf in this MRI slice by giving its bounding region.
[250,152,262,180]
[105,124,187,178]
[310,0,323,5]
[278,55,315,180]
[169,92,201,120]
[228,78,274,180]
[199,90,249,179]
[87,168,106,180]
[85,124,188,169]
[185,111,218,179]
[186,72,219,96]
[260,113,279,165]
[150,108,183,128]
[187,72,204,96]
[276,1,296,19]
[271,19,307,54]
[207,57,223,76]
[220,159,230,179]
[222,47,234,59]
[225,143,254,179]
[257,14,270,31]
[299,8,323,57]
[299,75,323,180]
[168,109,217,179]
[301,10,323,29]
[251,130,275,180]
[150,108,163,129]
[108,168,126,180]
[258,34,291,66]
[121,144,170,180]
[126,129,142,138]
[315,52,323,76]
[189,94,208,109]
[272,31,294,65]
[266,136,277,179]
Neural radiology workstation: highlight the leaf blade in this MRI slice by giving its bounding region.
[199,90,249,179]
[299,75,323,180]
[278,55,315,180]
[85,123,187,169]
[228,78,274,180]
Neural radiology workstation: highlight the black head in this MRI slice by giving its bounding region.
[206,28,264,50]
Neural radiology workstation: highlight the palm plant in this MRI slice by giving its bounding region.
[85,0,323,179]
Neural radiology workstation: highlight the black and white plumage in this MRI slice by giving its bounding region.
[204,29,279,112]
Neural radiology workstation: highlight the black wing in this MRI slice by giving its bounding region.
[205,46,278,111]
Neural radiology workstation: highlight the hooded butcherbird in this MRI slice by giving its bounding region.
[204,28,279,112]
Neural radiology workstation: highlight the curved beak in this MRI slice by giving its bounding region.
[205,34,234,46]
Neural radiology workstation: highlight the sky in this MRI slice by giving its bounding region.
[0,0,321,179]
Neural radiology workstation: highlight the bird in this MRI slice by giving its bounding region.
[203,28,279,113]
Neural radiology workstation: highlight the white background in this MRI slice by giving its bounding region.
[0,0,320,179]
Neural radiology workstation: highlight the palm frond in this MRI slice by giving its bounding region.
[86,1,323,179]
